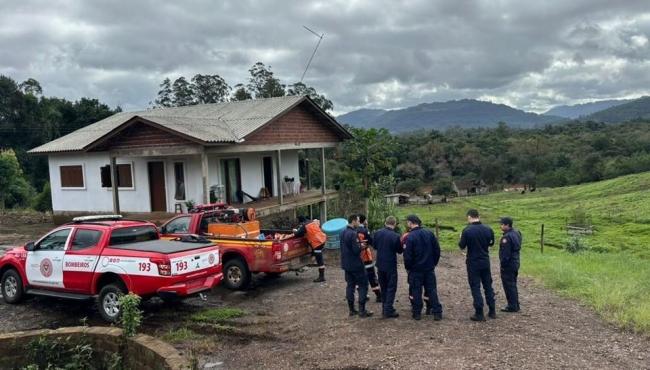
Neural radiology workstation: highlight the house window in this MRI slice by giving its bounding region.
[60,165,84,188]
[100,164,133,188]
[174,162,186,200]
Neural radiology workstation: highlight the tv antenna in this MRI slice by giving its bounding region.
[300,26,324,83]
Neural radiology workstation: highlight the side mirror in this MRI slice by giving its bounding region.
[159,226,167,234]
[24,241,35,251]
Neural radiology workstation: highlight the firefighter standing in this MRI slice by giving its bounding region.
[499,217,522,312]
[340,214,372,317]
[459,209,496,321]
[372,216,403,318]
[358,215,381,303]
[292,216,328,282]
[403,214,443,321]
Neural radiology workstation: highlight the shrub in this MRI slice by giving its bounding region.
[25,336,94,370]
[119,293,142,338]
[32,181,52,212]
[566,235,588,253]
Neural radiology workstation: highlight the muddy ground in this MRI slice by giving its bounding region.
[0,223,649,369]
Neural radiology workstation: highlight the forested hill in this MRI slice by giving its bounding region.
[544,99,630,119]
[582,96,650,123]
[337,99,564,131]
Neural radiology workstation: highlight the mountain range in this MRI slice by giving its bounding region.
[337,97,650,132]
[544,99,631,118]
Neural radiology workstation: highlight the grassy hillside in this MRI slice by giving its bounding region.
[397,172,650,332]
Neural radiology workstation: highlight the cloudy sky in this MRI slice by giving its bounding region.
[1,0,649,114]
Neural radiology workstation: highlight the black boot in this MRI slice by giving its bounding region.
[359,303,373,318]
[470,309,485,321]
[488,306,497,319]
[348,301,358,317]
[313,269,325,283]
[374,290,382,303]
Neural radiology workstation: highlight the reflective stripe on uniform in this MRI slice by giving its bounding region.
[313,249,323,254]
[364,262,375,268]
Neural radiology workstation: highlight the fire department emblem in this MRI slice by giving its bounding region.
[40,258,53,277]
[208,253,215,265]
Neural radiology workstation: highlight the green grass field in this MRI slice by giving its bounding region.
[396,172,650,333]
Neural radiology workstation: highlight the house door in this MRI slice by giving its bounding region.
[220,158,241,203]
[148,161,167,212]
[262,156,274,196]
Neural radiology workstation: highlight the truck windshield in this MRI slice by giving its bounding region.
[109,226,159,245]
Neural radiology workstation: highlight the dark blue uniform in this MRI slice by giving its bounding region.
[459,222,496,313]
[403,226,443,316]
[499,228,522,311]
[372,227,402,316]
[340,226,368,307]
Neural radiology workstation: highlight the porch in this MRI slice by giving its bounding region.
[233,188,339,219]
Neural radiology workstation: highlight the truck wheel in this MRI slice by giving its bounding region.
[1,269,24,304]
[98,283,126,323]
[223,259,251,290]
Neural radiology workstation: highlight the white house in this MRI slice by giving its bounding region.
[29,96,352,222]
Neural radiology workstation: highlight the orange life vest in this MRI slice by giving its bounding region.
[358,232,374,263]
[305,222,327,248]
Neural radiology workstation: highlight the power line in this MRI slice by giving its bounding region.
[300,26,325,83]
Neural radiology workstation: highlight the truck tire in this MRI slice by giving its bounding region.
[1,269,24,304]
[223,258,251,290]
[98,283,126,323]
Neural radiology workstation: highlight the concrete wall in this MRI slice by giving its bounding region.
[0,326,186,369]
[49,149,301,213]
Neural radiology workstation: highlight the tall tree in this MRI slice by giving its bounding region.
[231,84,252,101]
[154,78,173,107]
[247,62,285,98]
[19,78,42,96]
[171,77,196,106]
[286,82,333,112]
[191,74,231,104]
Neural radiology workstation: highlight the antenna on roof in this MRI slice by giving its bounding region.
[300,26,325,83]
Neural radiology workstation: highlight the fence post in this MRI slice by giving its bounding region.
[540,224,545,254]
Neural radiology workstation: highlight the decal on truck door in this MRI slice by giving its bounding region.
[26,228,71,288]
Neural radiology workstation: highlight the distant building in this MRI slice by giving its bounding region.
[452,179,488,197]
[503,184,527,192]
[384,193,410,205]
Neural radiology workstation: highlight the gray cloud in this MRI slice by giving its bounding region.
[0,0,649,114]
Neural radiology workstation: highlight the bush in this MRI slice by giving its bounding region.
[0,149,35,209]
[367,186,397,231]
[119,293,142,338]
[565,235,588,253]
[32,181,52,212]
[25,336,94,370]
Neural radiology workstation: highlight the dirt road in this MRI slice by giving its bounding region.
[0,233,648,368]
[184,250,649,369]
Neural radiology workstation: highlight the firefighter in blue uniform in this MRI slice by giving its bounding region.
[499,217,522,312]
[403,214,443,321]
[459,209,496,321]
[372,216,402,318]
[340,214,373,318]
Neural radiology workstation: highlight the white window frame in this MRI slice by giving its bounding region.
[60,164,86,191]
[103,161,136,191]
